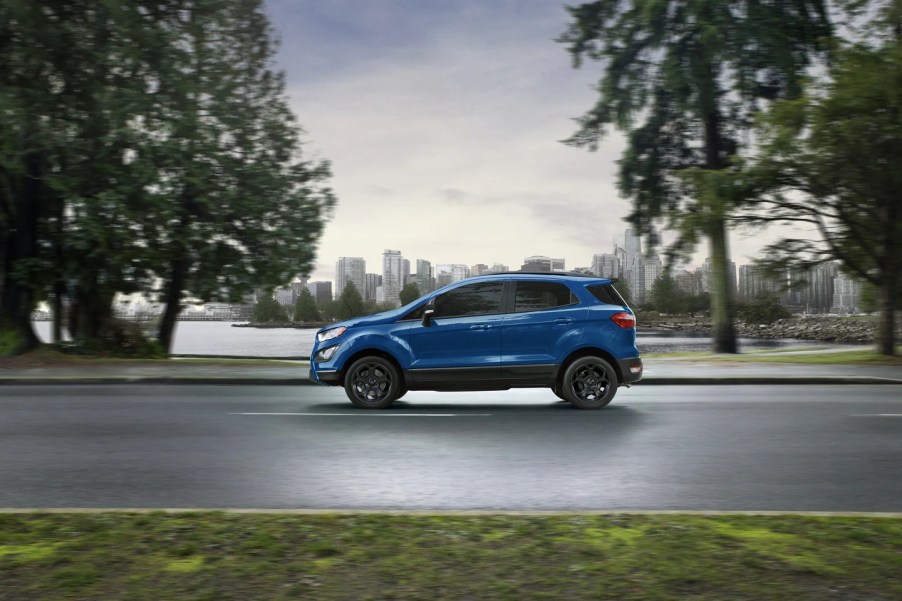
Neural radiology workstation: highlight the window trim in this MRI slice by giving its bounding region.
[401,280,508,321]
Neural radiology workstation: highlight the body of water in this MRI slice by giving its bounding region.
[33,321,825,357]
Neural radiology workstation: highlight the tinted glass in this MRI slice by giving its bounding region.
[433,282,503,318]
[588,284,627,306]
[514,282,576,313]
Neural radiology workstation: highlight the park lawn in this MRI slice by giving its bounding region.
[0,512,899,600]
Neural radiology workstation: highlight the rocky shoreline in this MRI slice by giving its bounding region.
[643,316,897,345]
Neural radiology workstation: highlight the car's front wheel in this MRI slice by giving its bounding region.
[561,356,618,409]
[344,356,402,409]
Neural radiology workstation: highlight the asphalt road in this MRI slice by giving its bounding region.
[1,384,901,512]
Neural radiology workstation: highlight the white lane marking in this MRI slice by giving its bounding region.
[230,412,493,417]
[850,414,902,417]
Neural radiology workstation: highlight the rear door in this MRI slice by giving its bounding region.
[501,280,587,381]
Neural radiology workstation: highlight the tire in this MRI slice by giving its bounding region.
[396,386,408,401]
[552,384,566,401]
[561,356,618,410]
[344,356,402,409]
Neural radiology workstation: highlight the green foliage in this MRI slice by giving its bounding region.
[737,292,792,324]
[0,0,335,355]
[645,275,711,315]
[744,40,902,353]
[253,294,288,323]
[293,287,321,323]
[335,282,366,320]
[399,283,421,306]
[559,0,831,352]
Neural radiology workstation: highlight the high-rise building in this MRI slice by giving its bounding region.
[521,255,565,272]
[591,253,620,279]
[335,257,365,299]
[306,281,332,304]
[737,265,779,301]
[415,260,434,294]
[470,263,489,276]
[435,264,469,288]
[401,259,411,287]
[831,273,861,314]
[488,263,509,273]
[364,273,382,302]
[637,255,662,303]
[274,286,295,307]
[382,249,403,307]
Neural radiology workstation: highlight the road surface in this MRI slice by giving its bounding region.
[1,384,900,511]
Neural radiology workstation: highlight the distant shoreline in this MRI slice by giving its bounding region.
[231,322,330,329]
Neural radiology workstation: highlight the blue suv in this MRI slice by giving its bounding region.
[309,272,642,409]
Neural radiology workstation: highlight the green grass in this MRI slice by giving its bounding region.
[705,349,902,365]
[0,512,899,600]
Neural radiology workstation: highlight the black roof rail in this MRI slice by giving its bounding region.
[487,271,604,278]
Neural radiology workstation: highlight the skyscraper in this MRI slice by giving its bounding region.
[335,257,365,299]
[415,260,434,294]
[435,264,469,288]
[364,273,382,302]
[591,253,620,279]
[382,249,403,307]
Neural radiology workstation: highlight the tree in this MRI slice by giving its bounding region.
[335,282,366,320]
[736,292,791,325]
[742,40,902,354]
[149,0,335,352]
[253,294,287,323]
[647,274,686,315]
[558,0,832,352]
[293,287,321,323]
[399,283,421,306]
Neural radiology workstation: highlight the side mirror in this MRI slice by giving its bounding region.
[421,301,435,327]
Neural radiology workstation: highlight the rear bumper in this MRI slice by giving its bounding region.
[617,357,643,384]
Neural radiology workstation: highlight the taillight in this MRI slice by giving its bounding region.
[610,312,636,329]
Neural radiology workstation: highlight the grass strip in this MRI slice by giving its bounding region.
[703,349,902,366]
[1,513,899,600]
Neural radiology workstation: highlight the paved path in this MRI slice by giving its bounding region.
[2,384,901,511]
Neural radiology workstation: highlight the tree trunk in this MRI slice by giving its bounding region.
[157,257,185,354]
[52,281,63,343]
[877,277,896,356]
[709,219,737,353]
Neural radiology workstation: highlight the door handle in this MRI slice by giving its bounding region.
[553,318,574,325]
[470,325,486,330]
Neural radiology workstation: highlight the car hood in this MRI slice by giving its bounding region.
[318,308,405,333]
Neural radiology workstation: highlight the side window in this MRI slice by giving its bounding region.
[433,282,503,318]
[587,284,627,306]
[514,281,576,313]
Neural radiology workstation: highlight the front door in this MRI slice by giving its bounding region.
[403,280,506,383]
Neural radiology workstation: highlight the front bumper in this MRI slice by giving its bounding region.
[309,367,340,385]
[617,357,643,385]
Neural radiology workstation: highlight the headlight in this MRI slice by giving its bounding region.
[317,326,346,342]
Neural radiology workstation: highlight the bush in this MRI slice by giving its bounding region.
[737,293,791,324]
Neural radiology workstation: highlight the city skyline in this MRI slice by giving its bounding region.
[265,1,790,285]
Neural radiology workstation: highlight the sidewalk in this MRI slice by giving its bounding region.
[1,357,900,386]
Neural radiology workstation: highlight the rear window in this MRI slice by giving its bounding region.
[513,281,577,313]
[587,284,628,306]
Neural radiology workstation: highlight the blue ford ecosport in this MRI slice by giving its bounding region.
[309,272,642,409]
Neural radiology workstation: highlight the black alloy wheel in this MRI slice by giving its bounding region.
[561,356,618,409]
[344,356,401,409]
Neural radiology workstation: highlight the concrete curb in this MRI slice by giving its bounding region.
[0,508,901,517]
[1,376,901,386]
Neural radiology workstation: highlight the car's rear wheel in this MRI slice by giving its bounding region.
[552,384,566,401]
[561,356,618,409]
[344,356,402,409]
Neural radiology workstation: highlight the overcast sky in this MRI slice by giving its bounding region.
[265,0,776,282]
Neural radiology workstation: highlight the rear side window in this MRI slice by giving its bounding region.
[587,284,628,306]
[433,282,504,318]
[514,281,577,313]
